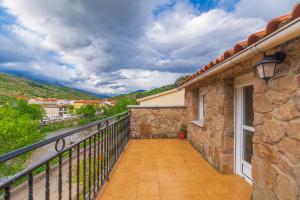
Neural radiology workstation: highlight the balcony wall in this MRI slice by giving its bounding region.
[128,105,187,138]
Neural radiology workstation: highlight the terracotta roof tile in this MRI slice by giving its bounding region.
[291,3,300,20]
[181,2,300,86]
[223,49,234,59]
[233,40,248,53]
[247,30,266,45]
[265,14,290,35]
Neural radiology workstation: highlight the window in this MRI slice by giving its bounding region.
[198,93,204,121]
[191,90,205,127]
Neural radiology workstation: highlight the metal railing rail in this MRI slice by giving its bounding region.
[0,112,130,200]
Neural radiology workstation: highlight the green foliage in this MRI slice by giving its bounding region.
[14,100,45,120]
[180,124,187,132]
[103,98,136,116]
[175,75,190,86]
[76,105,96,117]
[67,105,75,114]
[0,100,45,176]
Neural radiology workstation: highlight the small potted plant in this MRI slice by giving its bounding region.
[178,124,187,140]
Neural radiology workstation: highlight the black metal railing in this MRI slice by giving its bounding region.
[0,112,130,200]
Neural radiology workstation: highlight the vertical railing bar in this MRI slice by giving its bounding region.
[76,144,80,200]
[117,122,122,158]
[97,132,100,191]
[109,125,111,172]
[58,154,63,200]
[106,126,109,180]
[83,140,86,199]
[101,129,104,186]
[28,172,33,200]
[121,120,125,151]
[104,127,106,181]
[68,148,72,200]
[112,124,115,167]
[4,186,10,200]
[93,134,96,198]
[45,162,50,200]
[88,137,91,200]
[116,122,120,158]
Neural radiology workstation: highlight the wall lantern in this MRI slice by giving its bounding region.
[254,52,286,83]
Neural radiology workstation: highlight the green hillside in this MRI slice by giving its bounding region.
[0,73,99,103]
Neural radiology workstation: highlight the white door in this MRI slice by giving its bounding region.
[235,84,254,183]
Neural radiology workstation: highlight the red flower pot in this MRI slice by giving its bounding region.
[178,131,186,140]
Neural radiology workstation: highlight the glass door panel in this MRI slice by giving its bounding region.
[241,85,254,179]
[243,129,254,164]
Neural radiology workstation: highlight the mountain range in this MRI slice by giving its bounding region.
[0,73,108,103]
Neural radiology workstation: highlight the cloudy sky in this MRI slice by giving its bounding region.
[0,0,298,95]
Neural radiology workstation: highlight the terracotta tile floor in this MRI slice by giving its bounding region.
[97,139,252,200]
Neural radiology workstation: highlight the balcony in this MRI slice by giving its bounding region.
[98,139,251,200]
[0,112,251,200]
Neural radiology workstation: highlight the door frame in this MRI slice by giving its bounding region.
[234,76,254,184]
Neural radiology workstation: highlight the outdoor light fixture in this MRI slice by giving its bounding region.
[254,51,286,83]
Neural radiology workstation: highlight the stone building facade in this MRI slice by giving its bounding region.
[186,75,235,174]
[128,4,300,199]
[184,37,300,199]
[129,106,187,138]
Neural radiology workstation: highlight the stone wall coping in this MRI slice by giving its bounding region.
[127,105,186,109]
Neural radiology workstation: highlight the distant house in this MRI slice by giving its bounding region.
[137,88,185,106]
[28,98,70,118]
[73,99,104,110]
[57,99,72,105]
[103,99,117,106]
[28,98,59,105]
[43,105,68,118]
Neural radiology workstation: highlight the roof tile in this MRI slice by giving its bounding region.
[265,14,290,35]
[247,30,266,45]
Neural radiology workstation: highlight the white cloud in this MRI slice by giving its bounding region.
[234,0,299,20]
[73,69,184,95]
[143,1,265,70]
[0,0,298,95]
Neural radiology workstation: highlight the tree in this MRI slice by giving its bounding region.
[103,98,136,116]
[14,100,45,120]
[0,100,45,176]
[175,75,190,86]
[76,105,96,117]
[68,105,75,114]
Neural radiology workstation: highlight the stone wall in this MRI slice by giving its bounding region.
[186,76,235,174]
[251,38,300,200]
[129,106,187,138]
[185,36,300,199]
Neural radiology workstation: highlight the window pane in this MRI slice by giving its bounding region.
[243,86,254,127]
[198,94,204,120]
[243,129,254,164]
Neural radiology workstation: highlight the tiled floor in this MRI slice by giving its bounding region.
[97,139,252,200]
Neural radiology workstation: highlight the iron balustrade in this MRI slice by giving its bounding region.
[0,112,130,200]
